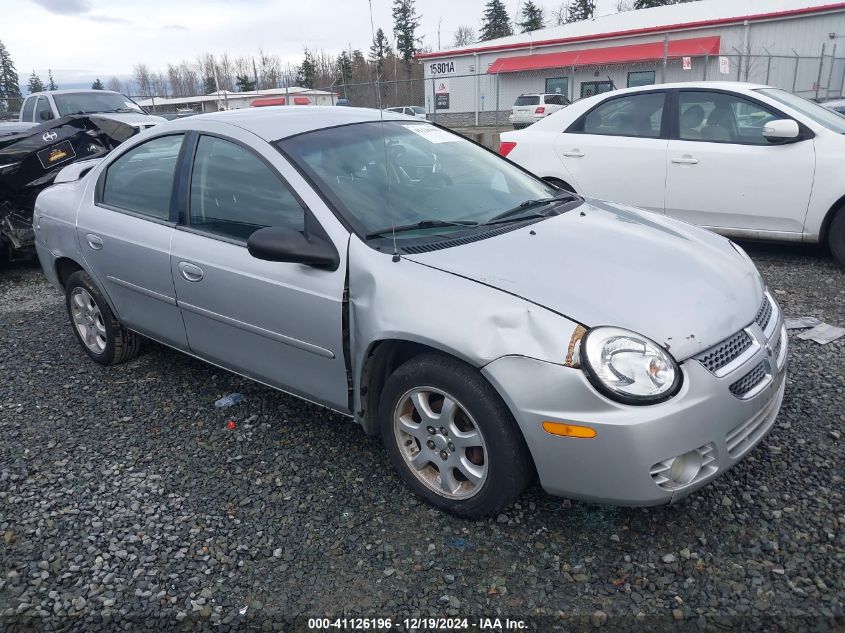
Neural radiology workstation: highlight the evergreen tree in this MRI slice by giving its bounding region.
[480,0,513,41]
[235,75,255,92]
[566,0,596,22]
[27,71,44,94]
[392,0,421,62]
[203,75,217,94]
[91,78,105,90]
[336,51,353,86]
[46,69,57,90]
[296,49,317,88]
[0,40,22,113]
[369,27,393,74]
[518,1,545,32]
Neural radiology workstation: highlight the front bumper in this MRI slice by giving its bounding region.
[482,302,787,506]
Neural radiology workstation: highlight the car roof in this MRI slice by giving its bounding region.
[184,106,410,141]
[27,89,124,97]
[587,81,770,96]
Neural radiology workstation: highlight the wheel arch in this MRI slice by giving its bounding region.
[55,257,85,290]
[819,194,845,246]
[357,338,488,436]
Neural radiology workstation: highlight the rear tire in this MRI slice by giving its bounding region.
[829,206,845,267]
[379,353,534,519]
[65,270,141,365]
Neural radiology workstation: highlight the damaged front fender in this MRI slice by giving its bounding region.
[347,236,585,426]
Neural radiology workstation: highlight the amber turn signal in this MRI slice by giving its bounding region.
[542,421,596,439]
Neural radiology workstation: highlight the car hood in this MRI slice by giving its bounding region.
[90,112,166,127]
[404,199,764,361]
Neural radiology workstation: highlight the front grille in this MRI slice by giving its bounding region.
[729,361,768,398]
[755,295,773,331]
[726,385,782,457]
[695,330,753,374]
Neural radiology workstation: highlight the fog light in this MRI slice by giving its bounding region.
[668,450,703,485]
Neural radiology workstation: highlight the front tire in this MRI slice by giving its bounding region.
[65,270,141,365]
[379,353,533,518]
[829,206,845,267]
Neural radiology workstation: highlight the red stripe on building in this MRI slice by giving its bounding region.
[486,35,720,73]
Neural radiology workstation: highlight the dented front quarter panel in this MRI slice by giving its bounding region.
[347,235,582,418]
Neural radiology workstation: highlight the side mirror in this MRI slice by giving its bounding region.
[39,110,54,121]
[762,119,799,142]
[247,226,339,270]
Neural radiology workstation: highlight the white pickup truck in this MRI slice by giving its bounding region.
[10,89,165,131]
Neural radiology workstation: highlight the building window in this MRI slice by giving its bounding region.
[545,77,569,97]
[628,70,656,88]
[580,81,614,99]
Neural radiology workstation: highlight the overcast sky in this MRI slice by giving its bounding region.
[5,0,620,88]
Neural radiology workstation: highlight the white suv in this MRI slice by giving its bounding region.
[509,93,570,129]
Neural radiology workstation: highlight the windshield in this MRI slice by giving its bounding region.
[757,88,845,133]
[278,121,561,239]
[411,106,426,114]
[53,92,145,116]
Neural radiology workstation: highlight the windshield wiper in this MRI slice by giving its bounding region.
[484,193,578,225]
[366,219,479,239]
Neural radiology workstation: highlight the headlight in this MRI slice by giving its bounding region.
[581,327,682,405]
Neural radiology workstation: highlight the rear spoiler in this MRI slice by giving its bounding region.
[53,158,103,184]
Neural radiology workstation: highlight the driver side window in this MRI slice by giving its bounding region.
[188,135,306,241]
[678,91,780,145]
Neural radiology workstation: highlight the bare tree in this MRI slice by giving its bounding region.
[616,0,634,10]
[132,63,153,98]
[551,2,571,25]
[106,76,124,93]
[453,25,475,47]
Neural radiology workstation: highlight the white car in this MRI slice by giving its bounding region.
[500,82,845,266]
[384,106,427,119]
[509,93,571,129]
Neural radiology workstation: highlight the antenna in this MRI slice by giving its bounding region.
[368,0,400,262]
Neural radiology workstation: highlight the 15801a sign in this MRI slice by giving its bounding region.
[428,61,456,75]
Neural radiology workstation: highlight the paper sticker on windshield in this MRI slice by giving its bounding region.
[403,124,463,143]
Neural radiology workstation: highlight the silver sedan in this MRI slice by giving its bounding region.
[33,107,787,517]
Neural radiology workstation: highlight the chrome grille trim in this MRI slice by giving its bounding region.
[694,329,755,376]
[650,443,718,491]
[755,295,773,331]
[729,361,771,399]
[726,382,784,458]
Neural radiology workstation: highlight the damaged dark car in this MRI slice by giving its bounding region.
[0,115,138,262]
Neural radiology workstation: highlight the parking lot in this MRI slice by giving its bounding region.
[0,243,843,631]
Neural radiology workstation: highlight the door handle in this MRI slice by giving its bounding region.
[671,156,699,165]
[178,261,204,282]
[86,234,103,250]
[562,149,585,158]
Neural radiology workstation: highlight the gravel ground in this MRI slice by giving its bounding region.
[0,244,843,632]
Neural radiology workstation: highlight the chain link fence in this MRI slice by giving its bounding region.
[319,49,845,130]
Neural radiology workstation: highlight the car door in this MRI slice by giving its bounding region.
[77,133,189,349]
[34,97,53,122]
[555,91,668,213]
[169,130,350,411]
[665,90,815,234]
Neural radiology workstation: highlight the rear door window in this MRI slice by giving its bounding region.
[21,97,36,122]
[101,135,184,220]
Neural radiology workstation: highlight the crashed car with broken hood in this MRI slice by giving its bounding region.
[33,107,787,518]
[0,115,138,261]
